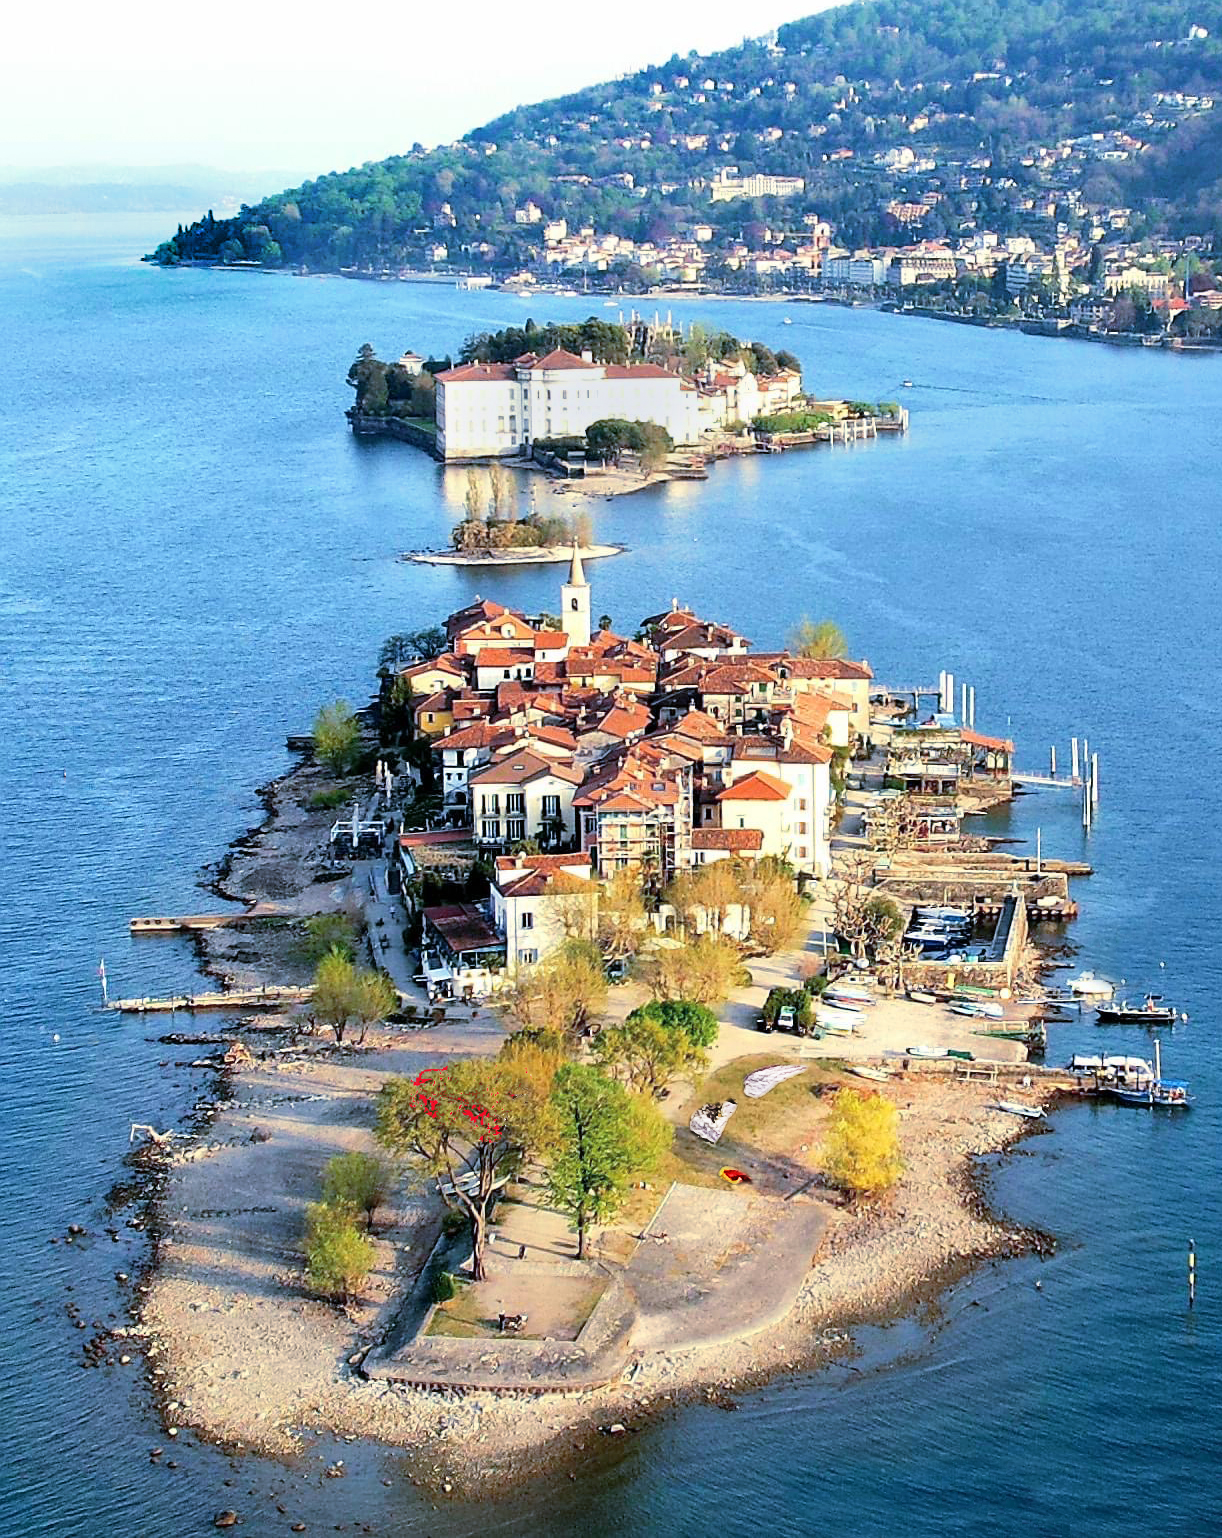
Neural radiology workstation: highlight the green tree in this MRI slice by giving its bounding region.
[310,949,397,1043]
[322,1151,392,1229]
[594,1008,708,1096]
[376,1058,553,1280]
[304,1201,376,1301]
[788,617,849,659]
[819,1088,904,1196]
[627,998,719,1049]
[378,628,447,672]
[546,1064,671,1257]
[313,699,361,775]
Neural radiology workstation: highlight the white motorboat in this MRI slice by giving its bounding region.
[816,1005,864,1033]
[824,983,875,1006]
[906,1044,949,1059]
[916,905,971,922]
[992,1101,1046,1120]
[950,999,1005,1021]
[1069,971,1113,998]
[849,1065,891,1082]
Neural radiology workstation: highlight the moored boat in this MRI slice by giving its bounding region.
[907,989,939,1005]
[849,1064,891,1082]
[1095,994,1180,1026]
[906,1043,949,1058]
[1069,971,1113,998]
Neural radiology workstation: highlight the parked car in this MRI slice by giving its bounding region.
[777,1005,797,1033]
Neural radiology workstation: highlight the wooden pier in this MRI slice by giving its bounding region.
[129,907,287,935]
[105,985,311,1014]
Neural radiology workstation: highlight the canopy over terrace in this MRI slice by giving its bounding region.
[420,903,506,999]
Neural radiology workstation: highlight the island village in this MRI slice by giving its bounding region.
[121,551,1170,1498]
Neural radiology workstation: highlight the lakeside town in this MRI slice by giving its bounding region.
[362,203,1222,347]
[107,553,1182,1503]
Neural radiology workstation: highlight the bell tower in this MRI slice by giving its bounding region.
[560,542,590,648]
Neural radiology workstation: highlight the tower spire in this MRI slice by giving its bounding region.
[567,539,587,589]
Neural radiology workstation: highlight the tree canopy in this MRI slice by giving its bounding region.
[819,1088,904,1196]
[545,1064,670,1257]
[313,699,362,775]
[376,1057,553,1279]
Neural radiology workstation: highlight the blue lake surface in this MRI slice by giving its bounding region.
[1,214,1219,1537]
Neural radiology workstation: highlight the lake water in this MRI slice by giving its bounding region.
[1,214,1219,1537]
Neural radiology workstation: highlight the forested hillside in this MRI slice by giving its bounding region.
[150,0,1222,272]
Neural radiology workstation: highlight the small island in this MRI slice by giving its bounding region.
[120,556,1108,1495]
[346,317,907,493]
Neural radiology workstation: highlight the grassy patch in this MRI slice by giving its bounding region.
[308,786,352,810]
[426,1277,605,1341]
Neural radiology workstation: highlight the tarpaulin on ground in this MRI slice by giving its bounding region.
[689,1099,738,1144]
[743,1064,805,1098]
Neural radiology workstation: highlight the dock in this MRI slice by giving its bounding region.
[105,985,311,1014]
[129,907,287,935]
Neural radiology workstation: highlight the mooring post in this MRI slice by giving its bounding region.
[1189,1239,1196,1308]
[1091,753,1099,806]
[968,685,976,727]
[1050,745,1057,776]
[1071,737,1080,779]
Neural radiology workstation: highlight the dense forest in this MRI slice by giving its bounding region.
[149,0,1222,272]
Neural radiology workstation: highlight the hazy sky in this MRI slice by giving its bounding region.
[5,1,829,178]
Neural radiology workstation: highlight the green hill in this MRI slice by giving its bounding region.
[150,0,1222,272]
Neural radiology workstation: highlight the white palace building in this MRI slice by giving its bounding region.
[434,347,703,460]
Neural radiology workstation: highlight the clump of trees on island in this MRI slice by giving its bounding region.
[346,343,448,424]
[450,465,594,552]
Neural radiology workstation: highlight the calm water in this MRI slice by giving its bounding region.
[1,214,1218,1538]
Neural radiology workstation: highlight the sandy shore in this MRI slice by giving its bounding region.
[403,542,624,566]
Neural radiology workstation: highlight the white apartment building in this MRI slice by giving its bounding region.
[490,853,596,976]
[709,166,806,201]
[435,348,701,459]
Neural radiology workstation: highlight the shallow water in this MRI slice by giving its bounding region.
[0,214,1218,1536]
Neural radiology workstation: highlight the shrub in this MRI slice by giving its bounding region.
[441,1210,469,1240]
[820,1089,904,1196]
[431,1269,457,1304]
[304,1202,375,1301]
[321,1151,391,1230]
[308,786,351,810]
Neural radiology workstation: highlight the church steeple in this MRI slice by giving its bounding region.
[560,539,590,648]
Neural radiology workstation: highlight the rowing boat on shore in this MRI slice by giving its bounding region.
[992,1101,1046,1120]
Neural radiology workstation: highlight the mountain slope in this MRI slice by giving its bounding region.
[151,0,1222,270]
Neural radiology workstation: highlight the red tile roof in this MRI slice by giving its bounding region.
[423,903,502,953]
[716,769,791,803]
[525,348,599,371]
[435,362,516,383]
[692,827,764,851]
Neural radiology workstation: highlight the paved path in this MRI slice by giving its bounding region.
[626,1182,827,1353]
